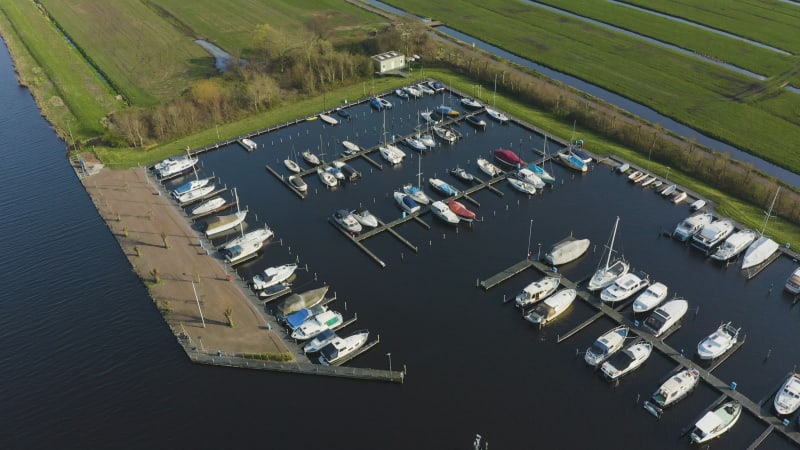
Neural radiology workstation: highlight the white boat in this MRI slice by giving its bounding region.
[431,201,460,225]
[524,288,576,325]
[512,168,545,189]
[558,150,588,173]
[418,132,436,148]
[600,273,649,303]
[671,191,688,204]
[404,136,427,152]
[241,138,257,151]
[476,157,501,177]
[690,401,742,443]
[645,368,700,415]
[710,229,756,262]
[785,267,800,294]
[302,151,321,166]
[324,165,345,181]
[289,175,307,193]
[351,207,379,228]
[673,212,713,242]
[639,175,656,187]
[417,83,435,95]
[690,199,706,211]
[660,184,677,196]
[403,184,431,205]
[404,85,422,98]
[303,329,339,354]
[742,188,781,270]
[433,125,457,144]
[774,373,800,416]
[584,325,629,367]
[514,275,561,308]
[284,159,301,173]
[317,168,338,188]
[224,239,264,265]
[176,185,215,205]
[450,167,475,183]
[642,298,689,338]
[508,177,536,195]
[319,330,370,365]
[379,144,405,165]
[429,178,459,196]
[258,282,290,300]
[697,322,741,360]
[544,238,590,266]
[171,177,212,197]
[616,162,630,173]
[627,170,645,182]
[691,219,735,253]
[190,197,225,216]
[332,209,362,234]
[319,113,338,126]
[276,286,329,317]
[587,216,630,292]
[222,225,273,251]
[204,210,247,237]
[332,161,361,181]
[460,97,482,109]
[485,107,509,123]
[600,340,653,381]
[425,80,444,93]
[631,282,668,313]
[342,141,361,154]
[420,110,438,124]
[155,155,198,179]
[395,88,409,99]
[394,191,420,214]
[291,309,344,340]
[251,263,299,291]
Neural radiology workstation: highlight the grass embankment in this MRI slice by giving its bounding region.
[0,0,117,139]
[39,0,208,106]
[383,0,800,174]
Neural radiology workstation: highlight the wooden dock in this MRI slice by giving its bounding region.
[479,258,536,290]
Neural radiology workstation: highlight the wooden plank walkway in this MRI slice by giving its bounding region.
[479,258,536,290]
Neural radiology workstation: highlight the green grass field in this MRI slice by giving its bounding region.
[383,0,800,174]
[39,0,209,106]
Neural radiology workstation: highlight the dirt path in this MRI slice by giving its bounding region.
[80,157,289,356]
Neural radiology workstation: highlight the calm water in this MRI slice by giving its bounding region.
[2,38,799,449]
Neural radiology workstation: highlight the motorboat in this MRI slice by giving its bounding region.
[176,185,215,205]
[557,150,587,173]
[155,155,199,179]
[332,161,361,181]
[660,184,677,196]
[507,177,536,195]
[204,210,247,237]
[335,107,351,119]
[303,328,338,353]
[642,298,689,338]
[600,340,653,381]
[697,322,741,360]
[691,219,735,253]
[433,125,457,144]
[221,225,273,251]
[588,217,630,292]
[435,105,459,117]
[172,177,212,197]
[671,191,688,204]
[403,183,431,205]
[644,368,700,416]
[690,199,706,211]
[494,149,526,167]
[153,155,184,172]
[690,401,742,443]
[631,282,668,313]
[289,175,307,193]
[460,97,482,109]
[332,209,362,234]
[319,114,338,126]
[351,207,379,228]
[379,144,406,165]
[417,132,436,148]
[447,199,476,222]
[317,168,338,188]
[302,151,321,166]
[450,167,474,183]
[527,163,555,184]
[617,162,630,173]
[395,88,409,99]
[485,107,509,123]
[429,178,459,197]
[258,282,290,300]
[425,80,444,93]
[785,267,800,294]
[544,238,590,266]
[342,140,361,155]
[369,96,392,110]
[673,212,713,242]
[394,191,420,214]
[524,289,576,325]
[477,157,502,177]
[284,158,301,173]
[224,240,264,265]
[571,147,592,163]
[251,263,298,291]
[417,83,436,95]
[276,286,329,317]
[774,373,800,416]
[431,201,460,225]
[514,275,561,308]
[284,305,327,330]
[600,273,649,303]
[640,175,657,187]
[512,168,545,189]
[465,115,487,129]
[420,110,438,124]
[324,165,345,181]
[627,170,644,182]
[190,197,226,216]
[404,136,427,152]
[584,325,629,367]
[291,309,344,340]
[404,85,422,98]
[710,229,756,262]
[319,330,370,365]
[742,235,780,270]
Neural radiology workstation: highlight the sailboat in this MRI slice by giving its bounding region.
[204,188,247,237]
[378,109,405,165]
[588,217,630,291]
[403,157,431,205]
[742,188,781,270]
[485,74,509,123]
[528,136,556,184]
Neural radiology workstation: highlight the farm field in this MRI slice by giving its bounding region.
[383,0,800,174]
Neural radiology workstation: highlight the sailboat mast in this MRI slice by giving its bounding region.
[417,156,423,189]
[758,187,780,237]
[605,216,620,269]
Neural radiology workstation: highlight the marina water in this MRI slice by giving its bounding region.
[1,38,798,449]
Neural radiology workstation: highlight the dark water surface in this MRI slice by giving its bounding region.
[1,37,799,449]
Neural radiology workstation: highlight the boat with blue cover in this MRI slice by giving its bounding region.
[394,191,420,213]
[284,305,327,330]
[429,178,459,196]
[172,177,212,197]
[303,329,339,353]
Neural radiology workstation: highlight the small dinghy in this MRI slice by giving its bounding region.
[302,151,321,166]
[450,167,474,183]
[284,159,301,173]
[477,157,502,177]
[289,175,307,193]
[351,207,379,228]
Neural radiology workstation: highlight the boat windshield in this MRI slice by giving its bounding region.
[644,311,668,332]
[590,341,609,356]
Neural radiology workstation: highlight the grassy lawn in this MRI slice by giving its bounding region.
[383,0,800,174]
[0,0,117,138]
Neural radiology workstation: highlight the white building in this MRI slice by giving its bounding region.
[371,51,406,74]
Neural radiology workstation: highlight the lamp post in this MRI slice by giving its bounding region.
[386,352,392,378]
[665,166,671,182]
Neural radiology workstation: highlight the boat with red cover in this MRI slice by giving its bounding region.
[447,199,476,222]
[493,149,526,167]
